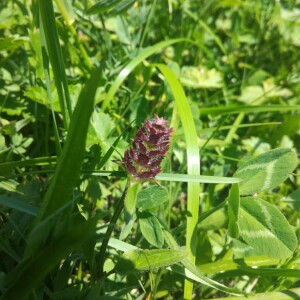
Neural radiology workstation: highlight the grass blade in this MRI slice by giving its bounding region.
[101,38,187,111]
[0,195,38,216]
[156,173,241,183]
[212,287,300,300]
[39,0,72,128]
[36,67,102,221]
[155,63,200,298]
[200,104,300,115]
[2,215,99,300]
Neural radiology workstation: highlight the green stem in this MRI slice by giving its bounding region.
[95,179,130,282]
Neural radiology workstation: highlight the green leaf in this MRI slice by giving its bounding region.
[0,195,38,216]
[0,36,24,52]
[101,38,187,111]
[138,212,164,248]
[109,0,135,16]
[119,213,136,241]
[137,185,168,210]
[39,0,72,127]
[36,67,102,221]
[195,231,213,265]
[163,229,243,296]
[200,104,300,115]
[238,85,265,104]
[227,184,240,238]
[180,66,222,89]
[118,249,187,272]
[234,148,298,195]
[157,173,241,184]
[124,182,139,219]
[24,86,60,112]
[97,120,134,170]
[86,0,121,15]
[238,197,297,259]
[286,187,300,210]
[56,0,76,25]
[91,111,114,141]
[2,215,99,300]
[155,63,201,297]
[212,288,300,300]
[198,255,280,275]
[198,208,228,231]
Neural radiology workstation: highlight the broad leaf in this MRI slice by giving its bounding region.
[137,185,168,210]
[118,249,187,272]
[138,212,164,248]
[238,197,297,259]
[234,148,298,195]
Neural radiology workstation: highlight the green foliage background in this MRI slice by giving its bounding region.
[0,0,300,299]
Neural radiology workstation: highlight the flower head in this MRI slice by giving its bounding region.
[123,115,173,180]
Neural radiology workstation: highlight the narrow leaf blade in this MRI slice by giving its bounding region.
[227,184,240,238]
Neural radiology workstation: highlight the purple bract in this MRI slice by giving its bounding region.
[123,115,173,180]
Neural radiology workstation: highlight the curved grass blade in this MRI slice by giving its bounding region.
[101,38,187,111]
[163,229,244,297]
[107,237,242,296]
[213,287,300,300]
[155,63,200,298]
[36,67,102,221]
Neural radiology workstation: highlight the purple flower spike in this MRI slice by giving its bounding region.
[123,115,173,180]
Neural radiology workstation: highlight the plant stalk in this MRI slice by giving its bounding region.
[94,179,130,282]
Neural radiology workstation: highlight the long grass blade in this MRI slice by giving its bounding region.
[200,105,300,115]
[39,0,72,128]
[212,288,300,300]
[155,63,200,299]
[36,67,102,221]
[101,38,187,111]
[156,173,241,183]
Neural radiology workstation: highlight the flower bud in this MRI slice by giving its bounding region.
[123,115,173,180]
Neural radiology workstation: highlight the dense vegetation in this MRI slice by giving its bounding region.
[0,0,300,299]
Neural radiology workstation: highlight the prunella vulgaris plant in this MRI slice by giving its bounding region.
[123,115,173,180]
